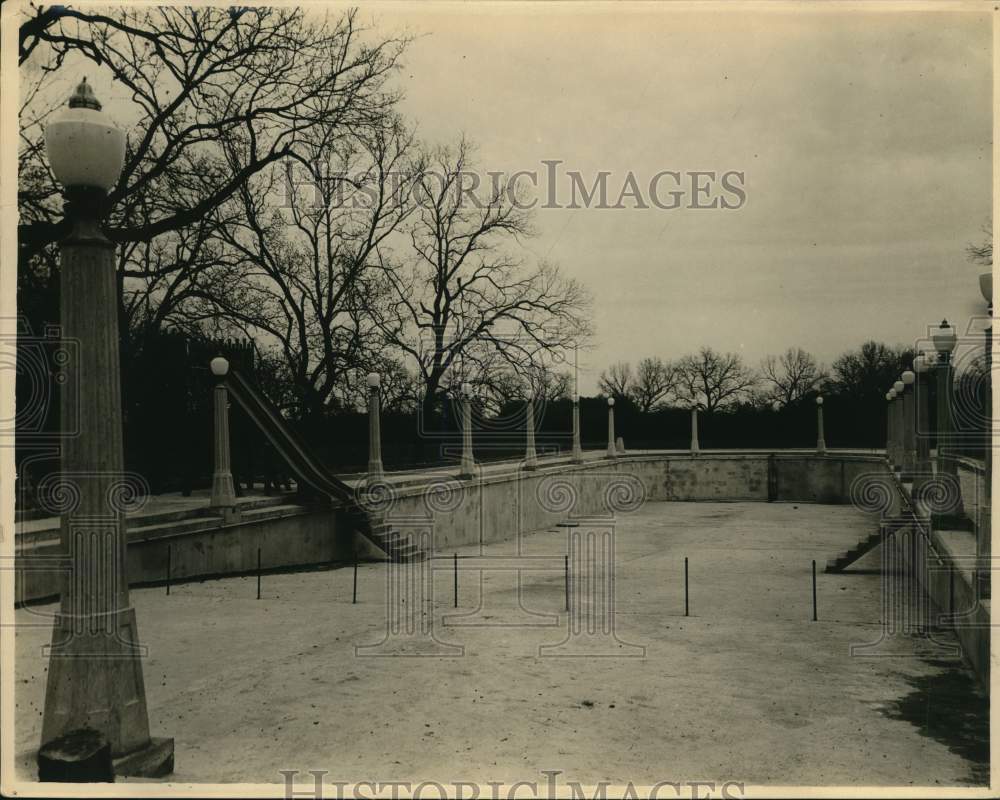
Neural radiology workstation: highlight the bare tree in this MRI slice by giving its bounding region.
[967,220,992,266]
[598,362,632,399]
[760,348,827,406]
[830,341,914,403]
[339,358,420,414]
[676,348,757,411]
[476,360,573,413]
[188,115,424,419]
[373,138,591,422]
[19,6,408,336]
[631,357,679,412]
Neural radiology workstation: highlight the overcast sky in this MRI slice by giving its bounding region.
[345,1,992,392]
[30,3,992,394]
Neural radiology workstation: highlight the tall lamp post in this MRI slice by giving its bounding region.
[892,379,905,476]
[41,79,173,775]
[901,370,916,481]
[571,394,583,463]
[815,395,826,455]
[459,382,476,478]
[209,356,237,509]
[606,397,617,459]
[366,372,384,481]
[913,353,933,495]
[885,389,896,468]
[690,406,700,456]
[978,274,992,600]
[931,319,963,523]
[524,392,538,471]
[932,319,958,473]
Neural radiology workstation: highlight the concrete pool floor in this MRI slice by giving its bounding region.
[13,501,989,788]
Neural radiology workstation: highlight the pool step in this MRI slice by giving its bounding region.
[825,513,916,573]
[366,522,425,562]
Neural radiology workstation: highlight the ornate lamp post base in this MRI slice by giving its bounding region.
[42,609,174,777]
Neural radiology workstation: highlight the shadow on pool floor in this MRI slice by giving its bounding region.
[882,657,989,785]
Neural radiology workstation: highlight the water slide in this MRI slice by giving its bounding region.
[223,369,355,504]
[223,371,425,561]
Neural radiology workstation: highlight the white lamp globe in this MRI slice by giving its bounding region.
[45,78,126,192]
[366,372,380,388]
[901,370,915,385]
[607,397,615,407]
[913,353,927,374]
[210,356,229,377]
[893,380,904,394]
[815,396,823,406]
[932,319,957,354]
[886,391,894,401]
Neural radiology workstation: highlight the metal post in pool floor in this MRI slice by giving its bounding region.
[685,557,689,616]
[357,527,461,656]
[565,554,570,611]
[812,560,818,621]
[541,518,644,656]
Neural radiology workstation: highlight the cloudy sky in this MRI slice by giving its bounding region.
[349,1,992,391]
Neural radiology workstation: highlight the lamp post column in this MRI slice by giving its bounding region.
[901,371,916,482]
[606,398,617,459]
[885,391,895,465]
[210,357,237,508]
[366,372,384,481]
[690,407,700,456]
[525,395,538,470]
[815,396,826,455]
[40,79,172,775]
[459,383,475,478]
[913,356,933,497]
[893,380,905,477]
[571,395,583,463]
[936,352,955,471]
[933,320,958,478]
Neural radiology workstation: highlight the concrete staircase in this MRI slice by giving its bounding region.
[365,521,425,562]
[825,513,916,573]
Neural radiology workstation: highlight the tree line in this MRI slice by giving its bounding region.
[597,342,920,413]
